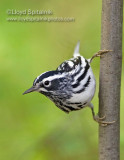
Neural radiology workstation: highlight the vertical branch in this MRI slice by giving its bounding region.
[99,0,123,160]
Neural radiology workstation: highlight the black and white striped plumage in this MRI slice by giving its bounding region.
[23,42,96,113]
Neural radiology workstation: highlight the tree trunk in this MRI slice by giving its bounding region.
[99,0,123,160]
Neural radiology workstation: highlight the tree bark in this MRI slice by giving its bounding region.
[99,0,123,160]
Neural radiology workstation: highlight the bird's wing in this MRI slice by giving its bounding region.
[56,41,82,72]
[56,56,82,73]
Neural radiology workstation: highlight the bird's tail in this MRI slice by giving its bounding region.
[73,41,81,57]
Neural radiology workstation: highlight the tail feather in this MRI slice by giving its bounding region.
[73,41,80,57]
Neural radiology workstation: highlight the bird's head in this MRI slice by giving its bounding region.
[23,70,72,99]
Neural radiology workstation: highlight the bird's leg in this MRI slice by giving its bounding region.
[90,50,112,63]
[88,103,115,126]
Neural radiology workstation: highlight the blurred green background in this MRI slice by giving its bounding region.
[0,0,124,160]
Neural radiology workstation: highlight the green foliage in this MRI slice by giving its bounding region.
[0,0,124,160]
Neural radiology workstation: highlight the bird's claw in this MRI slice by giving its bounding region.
[96,115,106,120]
[90,50,112,63]
[96,50,112,56]
[93,115,115,126]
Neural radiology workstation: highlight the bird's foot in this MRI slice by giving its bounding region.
[90,50,112,63]
[95,50,112,57]
[93,115,115,126]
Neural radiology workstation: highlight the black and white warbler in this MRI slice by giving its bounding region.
[23,42,115,125]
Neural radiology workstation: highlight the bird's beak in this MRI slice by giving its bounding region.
[23,86,37,95]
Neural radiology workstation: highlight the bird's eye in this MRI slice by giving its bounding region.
[44,80,50,87]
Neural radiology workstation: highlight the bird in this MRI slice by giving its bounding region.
[23,41,115,125]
